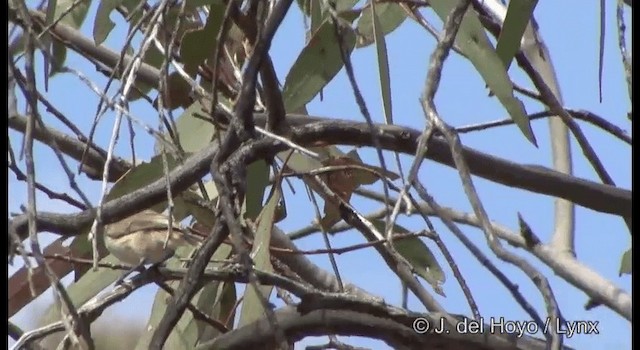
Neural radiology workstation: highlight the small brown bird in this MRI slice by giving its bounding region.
[104,209,203,283]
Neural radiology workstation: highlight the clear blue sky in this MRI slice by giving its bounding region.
[9,1,632,349]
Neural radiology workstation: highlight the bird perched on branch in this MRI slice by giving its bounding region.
[104,209,204,284]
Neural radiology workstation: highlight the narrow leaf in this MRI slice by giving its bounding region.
[371,1,394,125]
[282,14,359,112]
[428,1,537,145]
[244,160,271,220]
[93,0,125,45]
[356,2,407,48]
[155,101,216,154]
[372,221,446,296]
[495,0,539,70]
[619,248,632,276]
[41,255,124,326]
[238,187,281,326]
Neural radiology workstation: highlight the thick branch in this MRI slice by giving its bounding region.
[198,304,560,350]
[8,114,130,181]
[8,116,631,243]
[9,8,630,219]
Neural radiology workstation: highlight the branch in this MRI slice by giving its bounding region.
[8,114,131,182]
[355,188,632,321]
[197,304,563,350]
[8,115,631,244]
[8,8,630,219]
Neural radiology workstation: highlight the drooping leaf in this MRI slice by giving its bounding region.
[619,248,632,276]
[356,2,407,48]
[244,160,271,220]
[369,1,395,127]
[180,4,226,73]
[134,244,207,350]
[125,45,167,101]
[155,101,216,154]
[176,245,235,347]
[372,221,446,296]
[94,0,142,45]
[282,13,359,112]
[196,281,237,344]
[46,0,91,76]
[238,187,282,326]
[495,0,539,70]
[93,0,119,44]
[41,255,124,326]
[428,1,537,145]
[296,0,359,17]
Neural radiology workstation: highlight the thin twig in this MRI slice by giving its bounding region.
[456,109,632,145]
[22,32,93,349]
[305,185,345,290]
[616,0,632,105]
[324,0,394,230]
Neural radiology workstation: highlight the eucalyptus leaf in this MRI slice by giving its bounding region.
[372,220,446,296]
[282,14,358,112]
[495,0,539,70]
[619,248,632,276]
[356,2,407,48]
[238,187,281,326]
[428,1,537,145]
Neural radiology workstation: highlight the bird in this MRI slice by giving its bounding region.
[103,209,203,284]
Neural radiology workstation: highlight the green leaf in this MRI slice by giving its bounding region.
[135,245,204,350]
[155,101,216,154]
[238,187,281,327]
[370,1,394,126]
[180,5,226,72]
[125,45,167,100]
[185,180,219,229]
[44,0,90,77]
[136,242,233,349]
[428,1,537,146]
[297,0,359,17]
[282,14,359,112]
[305,0,324,42]
[355,2,407,48]
[69,232,109,281]
[495,0,539,70]
[50,0,91,27]
[244,160,270,220]
[105,154,180,204]
[196,282,237,344]
[178,245,235,346]
[372,221,446,296]
[94,0,126,45]
[186,0,224,7]
[619,248,632,276]
[41,255,124,326]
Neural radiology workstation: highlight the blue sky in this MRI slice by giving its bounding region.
[9,1,632,349]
